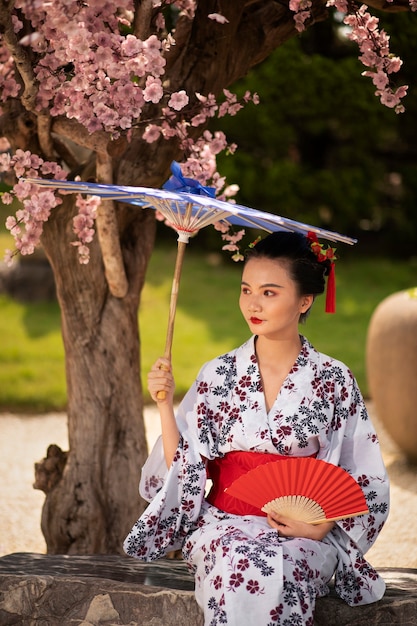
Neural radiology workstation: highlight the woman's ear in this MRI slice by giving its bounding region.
[300,294,314,313]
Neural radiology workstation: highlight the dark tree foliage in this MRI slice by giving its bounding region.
[212,11,417,257]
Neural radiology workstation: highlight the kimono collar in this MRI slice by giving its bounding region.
[238,334,317,365]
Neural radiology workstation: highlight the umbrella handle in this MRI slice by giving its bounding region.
[155,238,188,401]
[156,364,170,400]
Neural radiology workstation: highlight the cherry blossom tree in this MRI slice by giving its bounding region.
[0,0,414,554]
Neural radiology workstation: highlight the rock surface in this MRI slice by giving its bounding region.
[0,553,416,626]
[0,257,56,302]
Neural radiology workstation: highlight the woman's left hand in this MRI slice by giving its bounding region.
[267,512,335,541]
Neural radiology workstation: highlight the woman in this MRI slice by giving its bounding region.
[124,231,389,625]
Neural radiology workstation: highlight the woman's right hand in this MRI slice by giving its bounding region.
[267,512,335,541]
[147,357,175,405]
[148,358,179,467]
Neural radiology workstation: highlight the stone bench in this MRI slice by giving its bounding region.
[0,553,416,625]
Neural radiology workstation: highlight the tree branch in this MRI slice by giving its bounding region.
[37,113,56,160]
[167,0,310,95]
[51,117,127,156]
[133,0,154,40]
[167,0,411,97]
[51,135,83,171]
[95,152,129,299]
[0,0,39,111]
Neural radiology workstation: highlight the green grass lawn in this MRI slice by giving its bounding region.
[0,229,416,411]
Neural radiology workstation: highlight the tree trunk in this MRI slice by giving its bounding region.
[39,191,157,553]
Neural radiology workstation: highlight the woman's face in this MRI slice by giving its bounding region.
[239,257,312,340]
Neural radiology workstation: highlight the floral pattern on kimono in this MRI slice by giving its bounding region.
[124,336,389,625]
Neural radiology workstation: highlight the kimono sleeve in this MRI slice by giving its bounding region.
[322,364,389,605]
[319,362,389,550]
[125,374,212,561]
[138,373,208,502]
[124,435,207,560]
[139,435,167,502]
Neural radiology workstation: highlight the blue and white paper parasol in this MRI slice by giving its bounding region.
[25,161,357,246]
[24,161,357,392]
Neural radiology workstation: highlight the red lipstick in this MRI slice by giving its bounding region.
[250,317,263,325]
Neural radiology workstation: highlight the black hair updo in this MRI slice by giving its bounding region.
[245,231,332,322]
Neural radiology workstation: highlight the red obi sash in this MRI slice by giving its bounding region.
[206,450,316,517]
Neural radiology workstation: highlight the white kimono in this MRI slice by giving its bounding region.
[124,336,389,626]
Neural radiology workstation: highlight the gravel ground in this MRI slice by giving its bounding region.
[1,403,416,569]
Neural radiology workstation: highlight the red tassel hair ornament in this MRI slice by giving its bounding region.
[307,231,337,314]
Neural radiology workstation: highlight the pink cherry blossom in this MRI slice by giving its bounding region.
[222,243,240,252]
[294,11,311,32]
[1,192,13,204]
[289,0,312,31]
[288,0,409,112]
[5,215,19,232]
[362,70,388,89]
[191,112,209,127]
[121,34,144,56]
[214,221,230,234]
[203,130,227,155]
[223,184,240,198]
[0,0,369,266]
[143,124,162,143]
[3,249,14,267]
[208,13,229,24]
[2,153,68,262]
[0,152,11,171]
[168,90,189,111]
[12,14,23,32]
[68,195,100,263]
[1,77,21,99]
[327,1,407,111]
[386,56,403,74]
[143,34,162,52]
[143,76,163,103]
[155,12,166,31]
[71,243,91,264]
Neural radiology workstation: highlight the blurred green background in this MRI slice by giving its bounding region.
[0,233,415,411]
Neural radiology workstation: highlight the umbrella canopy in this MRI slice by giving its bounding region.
[24,165,357,246]
[24,163,357,397]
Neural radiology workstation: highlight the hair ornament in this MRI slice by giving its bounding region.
[248,235,262,248]
[307,231,337,314]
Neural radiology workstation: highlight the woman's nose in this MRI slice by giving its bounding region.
[248,297,261,311]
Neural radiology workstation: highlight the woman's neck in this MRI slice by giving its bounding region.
[254,333,302,367]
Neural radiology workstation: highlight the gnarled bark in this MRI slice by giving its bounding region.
[95,153,129,299]
[40,189,156,553]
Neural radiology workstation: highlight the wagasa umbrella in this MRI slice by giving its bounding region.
[24,161,357,397]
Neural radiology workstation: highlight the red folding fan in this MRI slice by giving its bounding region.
[225,457,369,524]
